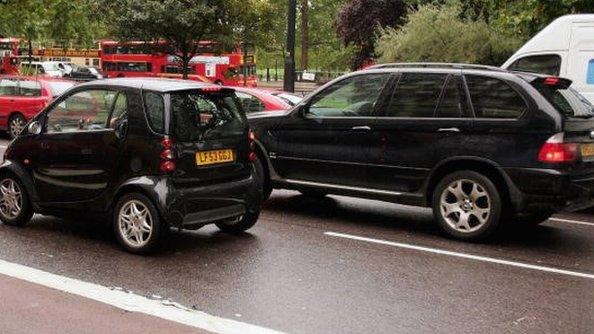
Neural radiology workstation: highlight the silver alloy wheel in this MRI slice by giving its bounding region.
[9,116,24,138]
[118,200,153,248]
[0,179,23,220]
[439,179,491,233]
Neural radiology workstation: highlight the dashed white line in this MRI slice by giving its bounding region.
[324,231,594,280]
[548,217,594,227]
[0,259,284,334]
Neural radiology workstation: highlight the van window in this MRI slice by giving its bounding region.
[509,55,561,76]
[466,75,528,119]
[385,73,447,117]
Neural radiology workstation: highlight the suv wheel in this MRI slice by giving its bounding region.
[8,114,25,139]
[0,175,33,227]
[432,171,502,241]
[113,193,163,254]
[216,210,260,234]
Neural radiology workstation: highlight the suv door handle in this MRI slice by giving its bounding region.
[438,127,461,133]
[351,126,371,131]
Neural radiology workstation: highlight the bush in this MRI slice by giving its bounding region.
[375,3,524,66]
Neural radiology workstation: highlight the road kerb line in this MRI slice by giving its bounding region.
[548,217,594,227]
[324,231,594,280]
[0,259,284,334]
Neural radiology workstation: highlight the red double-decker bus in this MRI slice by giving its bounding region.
[100,40,258,86]
[0,38,20,75]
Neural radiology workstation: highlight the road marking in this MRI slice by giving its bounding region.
[325,231,594,280]
[0,259,284,334]
[548,217,594,227]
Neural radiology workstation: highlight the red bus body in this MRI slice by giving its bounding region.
[0,38,20,75]
[100,41,258,87]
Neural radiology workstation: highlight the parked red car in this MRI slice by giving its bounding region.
[0,76,75,138]
[232,87,294,114]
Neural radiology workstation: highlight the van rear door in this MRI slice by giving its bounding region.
[569,23,594,103]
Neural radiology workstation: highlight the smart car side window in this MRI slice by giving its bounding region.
[307,73,390,117]
[108,92,128,130]
[45,89,117,133]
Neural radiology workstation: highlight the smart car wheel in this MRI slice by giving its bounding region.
[0,175,33,227]
[216,210,260,234]
[113,193,163,254]
[8,114,26,139]
[432,171,502,241]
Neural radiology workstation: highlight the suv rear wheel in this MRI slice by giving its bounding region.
[0,175,33,227]
[113,193,164,254]
[432,170,502,241]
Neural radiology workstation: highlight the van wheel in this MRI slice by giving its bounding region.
[432,170,502,241]
[113,193,163,254]
[216,211,259,234]
[0,175,33,227]
[8,114,26,139]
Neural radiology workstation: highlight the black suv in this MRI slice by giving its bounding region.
[249,63,594,241]
[0,78,262,254]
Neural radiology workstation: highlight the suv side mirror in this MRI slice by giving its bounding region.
[28,121,41,135]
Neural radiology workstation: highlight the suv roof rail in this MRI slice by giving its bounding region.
[367,62,506,72]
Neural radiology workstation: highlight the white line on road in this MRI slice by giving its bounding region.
[0,259,284,334]
[325,231,594,280]
[548,217,594,227]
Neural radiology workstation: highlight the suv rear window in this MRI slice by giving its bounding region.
[534,84,594,119]
[170,89,245,141]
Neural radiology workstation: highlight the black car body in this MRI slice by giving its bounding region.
[249,63,594,240]
[68,67,104,81]
[0,78,262,253]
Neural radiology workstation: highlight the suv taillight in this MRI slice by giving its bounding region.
[160,137,176,173]
[248,130,257,162]
[538,133,578,163]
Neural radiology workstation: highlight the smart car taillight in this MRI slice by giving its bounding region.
[538,133,577,163]
[248,130,257,162]
[160,137,176,172]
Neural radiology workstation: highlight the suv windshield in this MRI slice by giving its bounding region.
[534,83,594,119]
[170,89,245,141]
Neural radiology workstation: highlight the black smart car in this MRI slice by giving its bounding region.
[249,63,594,241]
[0,78,262,254]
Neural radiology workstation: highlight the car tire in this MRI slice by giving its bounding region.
[432,170,502,241]
[0,174,33,227]
[299,189,327,198]
[216,210,259,234]
[254,155,272,200]
[8,114,26,139]
[113,193,164,255]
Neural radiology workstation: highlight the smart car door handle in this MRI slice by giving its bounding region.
[438,127,461,133]
[352,126,371,131]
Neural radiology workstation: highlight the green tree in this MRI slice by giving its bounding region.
[375,2,522,66]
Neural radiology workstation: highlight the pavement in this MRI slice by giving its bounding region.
[0,138,592,333]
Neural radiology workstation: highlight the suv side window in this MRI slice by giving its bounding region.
[436,75,469,118]
[307,73,390,117]
[46,89,117,133]
[385,73,447,118]
[0,78,18,96]
[508,54,561,76]
[465,75,528,119]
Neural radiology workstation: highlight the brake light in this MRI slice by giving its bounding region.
[248,130,257,162]
[544,77,560,86]
[200,86,222,92]
[159,136,176,173]
[538,133,577,163]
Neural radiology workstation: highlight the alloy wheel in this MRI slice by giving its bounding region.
[9,116,24,138]
[439,179,491,233]
[118,200,153,248]
[0,179,23,220]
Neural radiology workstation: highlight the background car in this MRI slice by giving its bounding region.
[20,61,63,77]
[233,87,293,113]
[67,66,104,81]
[270,91,304,106]
[249,63,594,241]
[0,76,75,138]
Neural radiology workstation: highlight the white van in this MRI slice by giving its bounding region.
[502,14,594,103]
[20,61,63,78]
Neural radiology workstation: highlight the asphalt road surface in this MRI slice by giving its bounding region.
[0,138,592,333]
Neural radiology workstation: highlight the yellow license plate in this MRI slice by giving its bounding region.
[581,144,594,157]
[196,149,234,166]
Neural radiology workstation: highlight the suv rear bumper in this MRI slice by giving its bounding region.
[503,167,594,213]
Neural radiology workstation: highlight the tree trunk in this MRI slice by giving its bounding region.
[28,37,33,66]
[182,55,190,80]
[300,0,309,71]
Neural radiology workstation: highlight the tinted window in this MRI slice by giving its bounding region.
[143,92,165,133]
[437,76,468,118]
[236,92,265,113]
[0,79,18,96]
[533,83,594,119]
[385,73,447,117]
[308,73,390,117]
[509,55,561,76]
[46,90,116,133]
[466,75,527,119]
[19,80,42,97]
[170,90,244,141]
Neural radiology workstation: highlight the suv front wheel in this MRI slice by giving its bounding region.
[432,171,502,241]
